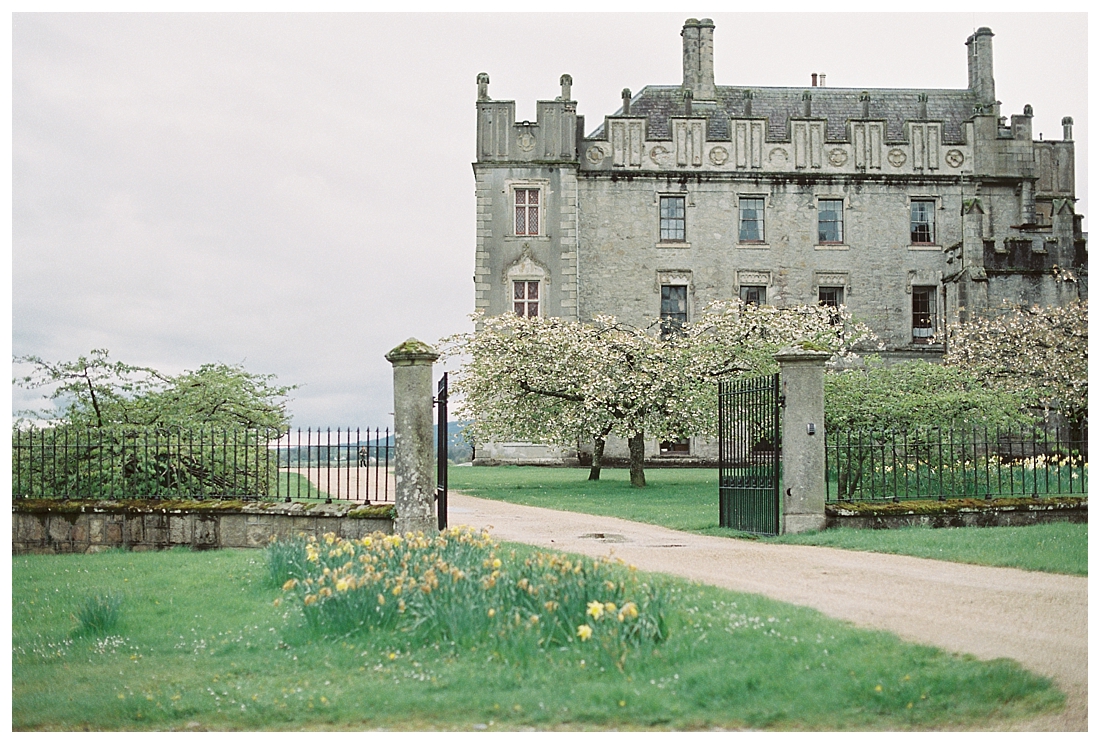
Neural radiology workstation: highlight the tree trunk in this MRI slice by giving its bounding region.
[588,436,605,481]
[628,432,646,487]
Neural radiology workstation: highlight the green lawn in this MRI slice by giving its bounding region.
[448,466,1087,575]
[13,547,1062,731]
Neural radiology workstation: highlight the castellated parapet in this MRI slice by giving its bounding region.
[472,19,1086,464]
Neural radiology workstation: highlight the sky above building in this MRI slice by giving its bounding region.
[11,12,1088,427]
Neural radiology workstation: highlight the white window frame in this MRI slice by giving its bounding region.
[658,194,687,243]
[512,279,541,318]
[738,195,767,244]
[817,197,845,245]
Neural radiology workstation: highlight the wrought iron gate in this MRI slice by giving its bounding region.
[718,373,781,535]
[435,372,448,530]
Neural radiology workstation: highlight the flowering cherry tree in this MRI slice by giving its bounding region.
[444,301,877,486]
[945,300,1087,429]
[444,313,703,486]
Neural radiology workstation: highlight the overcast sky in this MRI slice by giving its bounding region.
[10,12,1088,428]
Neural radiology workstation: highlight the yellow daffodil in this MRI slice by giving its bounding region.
[488,608,496,618]
[282,579,298,591]
[604,602,617,614]
[335,577,351,592]
[304,594,317,606]
[577,624,593,641]
[586,601,605,620]
[492,558,502,569]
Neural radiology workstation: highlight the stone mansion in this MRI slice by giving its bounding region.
[471,19,1086,463]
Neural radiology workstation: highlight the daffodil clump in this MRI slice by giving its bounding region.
[267,527,667,666]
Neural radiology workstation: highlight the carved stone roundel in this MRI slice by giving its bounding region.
[945,149,964,168]
[887,148,907,167]
[768,147,789,163]
[828,148,848,166]
[649,145,670,165]
[708,146,729,166]
[517,132,536,152]
[585,145,605,164]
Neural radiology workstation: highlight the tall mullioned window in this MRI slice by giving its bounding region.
[911,200,935,244]
[514,188,540,236]
[818,199,844,244]
[660,196,686,242]
[513,280,540,317]
[739,197,765,242]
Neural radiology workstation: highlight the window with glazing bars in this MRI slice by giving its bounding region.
[818,286,843,307]
[818,199,844,243]
[910,200,935,244]
[660,196,686,241]
[515,188,539,236]
[513,280,539,317]
[739,197,765,242]
[660,285,688,334]
[912,286,937,342]
[740,285,766,305]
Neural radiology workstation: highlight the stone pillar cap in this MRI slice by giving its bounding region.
[774,345,832,363]
[386,338,440,364]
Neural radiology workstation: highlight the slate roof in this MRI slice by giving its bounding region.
[590,85,978,145]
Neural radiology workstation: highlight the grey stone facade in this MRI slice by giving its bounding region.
[472,19,1086,463]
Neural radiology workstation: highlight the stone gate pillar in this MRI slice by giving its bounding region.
[775,347,829,534]
[386,338,439,535]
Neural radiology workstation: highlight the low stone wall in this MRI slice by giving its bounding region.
[12,500,395,555]
[826,497,1087,530]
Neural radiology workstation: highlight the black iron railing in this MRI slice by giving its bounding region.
[12,426,395,503]
[12,426,278,500]
[826,425,1088,503]
[270,427,394,503]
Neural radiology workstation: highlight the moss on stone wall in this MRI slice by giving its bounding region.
[348,504,397,519]
[827,496,1086,517]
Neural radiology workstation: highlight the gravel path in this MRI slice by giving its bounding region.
[448,492,1087,731]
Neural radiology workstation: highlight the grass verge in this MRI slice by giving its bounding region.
[769,522,1087,575]
[447,466,1086,575]
[12,546,1062,731]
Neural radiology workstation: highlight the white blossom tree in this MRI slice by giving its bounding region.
[945,299,1087,431]
[444,301,878,486]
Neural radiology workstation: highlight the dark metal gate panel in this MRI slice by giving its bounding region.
[435,372,449,530]
[719,373,781,535]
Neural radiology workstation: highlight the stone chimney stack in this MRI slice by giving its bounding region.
[559,74,572,101]
[966,27,997,111]
[1062,116,1074,141]
[621,88,632,115]
[681,18,716,101]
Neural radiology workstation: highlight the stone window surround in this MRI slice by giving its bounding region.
[814,194,849,250]
[907,194,943,250]
[813,270,850,305]
[504,249,550,318]
[655,269,693,326]
[505,179,550,239]
[655,190,693,248]
[735,270,773,304]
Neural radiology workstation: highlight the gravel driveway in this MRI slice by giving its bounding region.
[448,492,1087,731]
